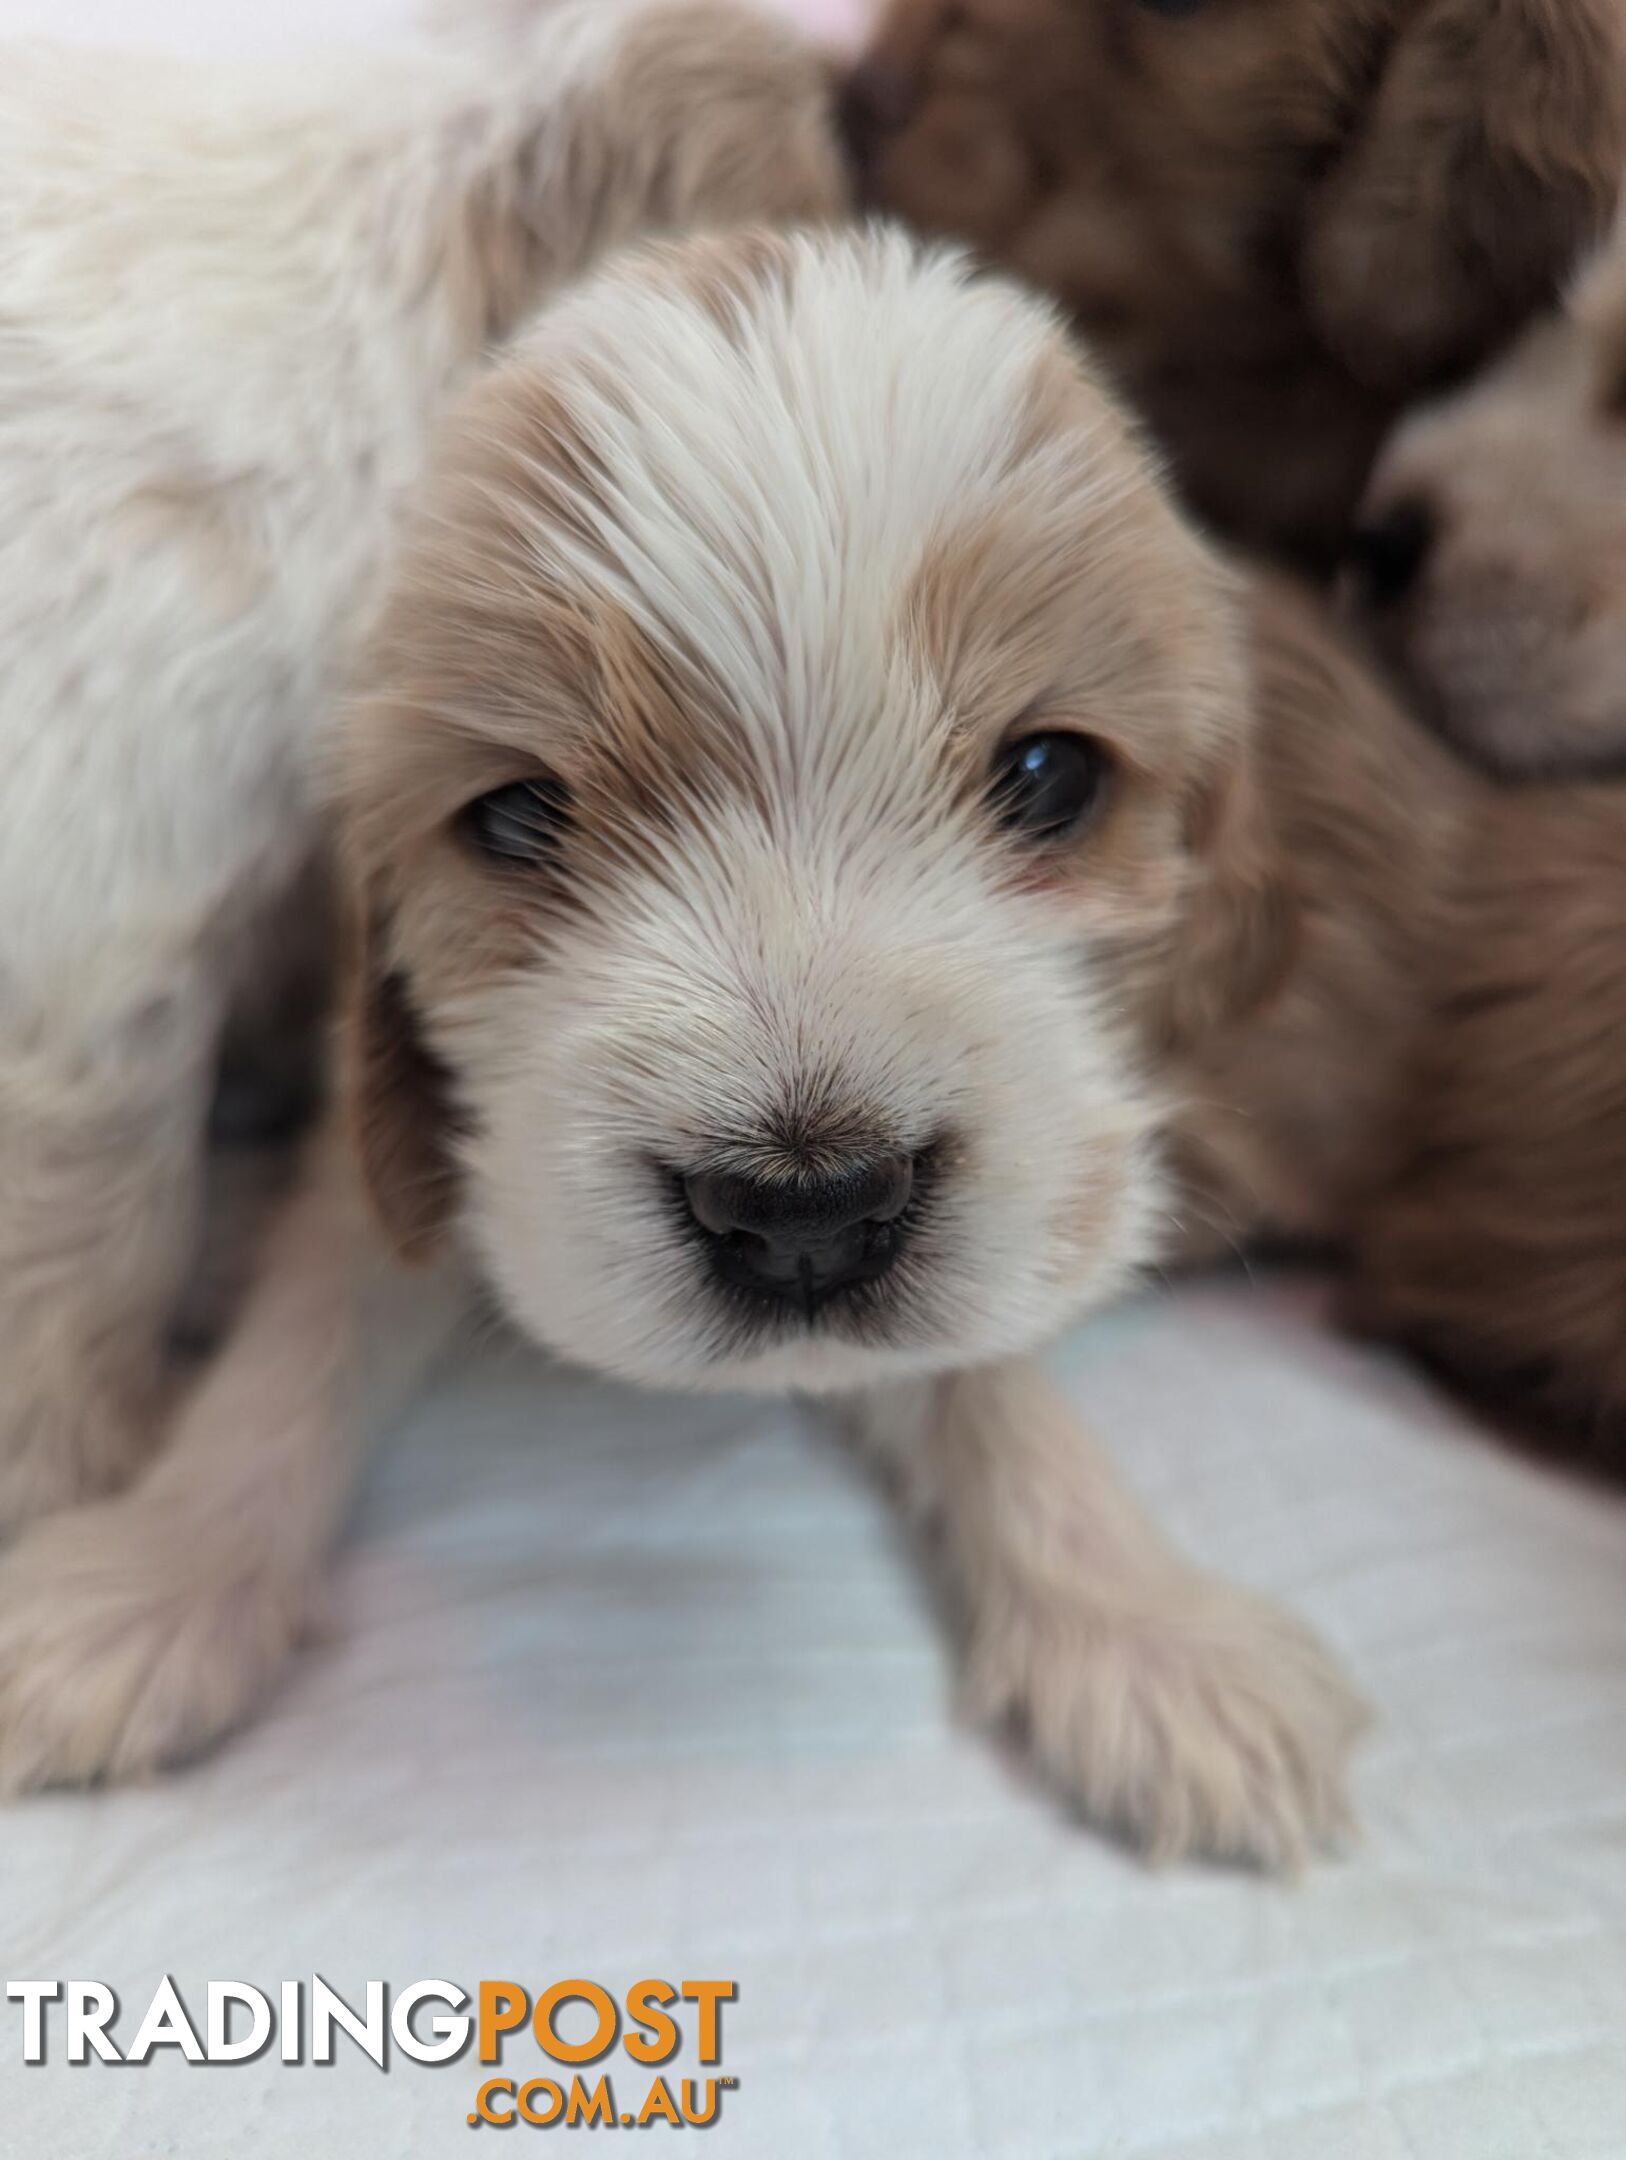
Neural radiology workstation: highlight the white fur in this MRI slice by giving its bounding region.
[0,0,843,1525]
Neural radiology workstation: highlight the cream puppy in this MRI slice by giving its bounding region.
[0,0,843,1532]
[0,228,1437,1868]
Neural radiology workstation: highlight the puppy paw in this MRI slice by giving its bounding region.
[966,1574,1369,1870]
[0,1497,313,1794]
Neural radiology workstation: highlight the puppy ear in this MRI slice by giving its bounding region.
[1161,750,1296,1049]
[456,1,846,345]
[341,881,460,1263]
[1302,0,1624,391]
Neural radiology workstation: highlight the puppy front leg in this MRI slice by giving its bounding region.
[0,1128,471,1794]
[849,1360,1368,1868]
[0,1058,212,1534]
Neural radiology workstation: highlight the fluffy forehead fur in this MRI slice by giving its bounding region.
[848,0,1624,564]
[344,226,1250,1395]
[1355,202,1626,779]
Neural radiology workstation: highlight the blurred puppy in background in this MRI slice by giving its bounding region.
[1348,787,1626,1453]
[0,0,843,1535]
[1352,202,1626,781]
[1341,212,1626,1449]
[843,0,1625,568]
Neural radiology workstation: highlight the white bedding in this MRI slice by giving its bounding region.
[5,6,1626,2155]
[6,1276,1626,2158]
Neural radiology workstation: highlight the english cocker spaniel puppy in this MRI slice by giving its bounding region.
[844,0,1625,569]
[1351,202,1626,781]
[1338,210,1626,1450]
[0,0,843,1537]
[0,225,1517,1868]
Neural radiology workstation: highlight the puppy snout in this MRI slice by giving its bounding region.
[836,59,918,186]
[680,1152,917,1309]
[1347,497,1436,608]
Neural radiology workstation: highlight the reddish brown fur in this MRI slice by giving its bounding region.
[343,892,462,1263]
[1177,587,1626,1452]
[1349,788,1626,1450]
[1168,575,1477,1250]
[342,351,800,1252]
[848,0,1624,566]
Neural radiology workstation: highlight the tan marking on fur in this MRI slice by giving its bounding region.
[349,362,775,876]
[114,480,266,623]
[342,886,463,1263]
[900,348,1255,942]
[450,2,846,346]
[341,338,796,1257]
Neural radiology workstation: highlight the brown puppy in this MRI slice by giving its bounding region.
[1351,204,1626,780]
[1338,214,1626,1445]
[1348,785,1626,1454]
[845,0,1625,568]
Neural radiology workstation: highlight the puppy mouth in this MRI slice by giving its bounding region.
[659,1141,943,1339]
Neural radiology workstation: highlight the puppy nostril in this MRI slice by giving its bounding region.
[1347,496,1435,607]
[679,1153,919,1306]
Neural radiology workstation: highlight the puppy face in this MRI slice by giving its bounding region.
[1349,217,1626,780]
[343,229,1252,1396]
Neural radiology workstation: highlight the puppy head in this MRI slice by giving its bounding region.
[846,0,1622,396]
[1348,209,1626,780]
[342,227,1257,1396]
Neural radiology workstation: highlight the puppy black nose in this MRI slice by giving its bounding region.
[1347,497,1435,607]
[682,1154,916,1308]
[836,58,917,181]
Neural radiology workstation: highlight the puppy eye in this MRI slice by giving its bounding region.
[988,731,1109,844]
[459,775,574,868]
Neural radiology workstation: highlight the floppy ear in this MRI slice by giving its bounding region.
[1302,0,1624,392]
[341,880,460,1263]
[451,0,846,346]
[1160,749,1297,1050]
